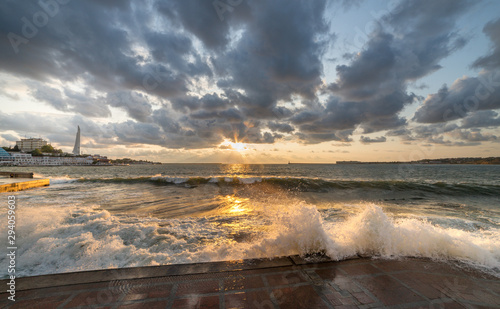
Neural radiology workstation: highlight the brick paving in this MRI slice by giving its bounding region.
[1,256,499,308]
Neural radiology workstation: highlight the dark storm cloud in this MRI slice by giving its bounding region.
[413,72,500,123]
[414,18,500,124]
[30,83,111,118]
[461,110,500,129]
[162,0,330,144]
[190,108,244,122]
[156,0,250,50]
[170,93,230,113]
[144,31,212,77]
[472,19,500,69]
[213,0,329,116]
[392,120,498,147]
[112,121,164,145]
[359,136,386,144]
[332,0,472,98]
[294,91,411,141]
[267,122,295,134]
[0,0,491,150]
[0,0,191,99]
[412,123,459,139]
[295,129,354,144]
[106,91,153,122]
[450,129,498,142]
[325,0,471,135]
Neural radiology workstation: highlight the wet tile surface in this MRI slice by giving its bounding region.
[1,256,499,308]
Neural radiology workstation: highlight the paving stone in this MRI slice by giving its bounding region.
[172,295,219,309]
[351,291,375,304]
[224,291,273,309]
[265,271,309,287]
[122,284,173,300]
[176,280,220,296]
[223,275,266,291]
[356,274,424,306]
[314,267,345,281]
[63,290,122,308]
[9,295,70,309]
[339,263,384,276]
[324,292,343,306]
[116,300,169,309]
[272,285,330,309]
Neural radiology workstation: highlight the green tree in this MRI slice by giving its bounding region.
[31,149,43,156]
[41,144,55,153]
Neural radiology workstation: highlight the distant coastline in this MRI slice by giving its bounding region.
[336,157,500,165]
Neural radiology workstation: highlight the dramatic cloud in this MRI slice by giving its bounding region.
[413,71,500,123]
[414,18,500,123]
[267,122,295,134]
[303,0,473,141]
[461,110,500,129]
[0,0,497,155]
[106,91,153,122]
[360,136,387,144]
[29,83,111,118]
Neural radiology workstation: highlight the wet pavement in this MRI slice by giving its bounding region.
[1,256,499,308]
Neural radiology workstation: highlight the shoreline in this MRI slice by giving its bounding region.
[1,255,499,308]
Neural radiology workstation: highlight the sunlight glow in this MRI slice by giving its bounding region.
[219,139,249,152]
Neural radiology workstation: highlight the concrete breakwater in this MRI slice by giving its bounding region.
[0,174,49,193]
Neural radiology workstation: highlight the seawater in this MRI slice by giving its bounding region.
[0,164,499,278]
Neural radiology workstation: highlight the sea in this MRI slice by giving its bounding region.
[1,164,499,278]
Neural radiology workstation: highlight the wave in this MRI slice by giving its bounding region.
[49,176,80,184]
[1,202,498,278]
[57,175,500,196]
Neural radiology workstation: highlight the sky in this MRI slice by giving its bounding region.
[0,0,499,163]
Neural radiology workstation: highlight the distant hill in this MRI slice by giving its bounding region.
[336,157,500,164]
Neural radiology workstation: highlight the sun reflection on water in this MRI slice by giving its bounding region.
[220,163,252,175]
[223,195,251,215]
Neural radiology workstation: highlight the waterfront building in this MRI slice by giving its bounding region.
[15,138,48,152]
[10,153,33,165]
[8,153,93,166]
[0,148,14,165]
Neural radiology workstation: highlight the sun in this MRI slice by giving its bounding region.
[219,139,248,152]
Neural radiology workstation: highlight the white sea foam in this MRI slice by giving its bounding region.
[1,201,498,278]
[31,173,79,184]
[49,176,79,184]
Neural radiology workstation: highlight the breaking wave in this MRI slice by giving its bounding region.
[52,175,500,196]
[1,201,498,278]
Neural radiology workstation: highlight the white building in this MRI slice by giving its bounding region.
[9,153,93,166]
[15,138,48,152]
[10,153,32,165]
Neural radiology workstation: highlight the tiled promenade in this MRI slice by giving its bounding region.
[1,256,499,308]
